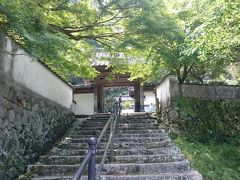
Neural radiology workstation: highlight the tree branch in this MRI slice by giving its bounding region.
[49,12,125,34]
[54,25,124,40]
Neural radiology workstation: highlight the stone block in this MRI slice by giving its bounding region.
[8,167,19,179]
[0,106,5,118]
[7,109,15,122]
[0,79,75,179]
[0,170,7,180]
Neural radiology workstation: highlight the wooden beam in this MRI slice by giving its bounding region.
[73,88,94,94]
[103,83,135,87]
[143,85,156,91]
[95,78,136,85]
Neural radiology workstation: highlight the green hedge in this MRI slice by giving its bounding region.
[173,136,240,180]
[175,98,240,143]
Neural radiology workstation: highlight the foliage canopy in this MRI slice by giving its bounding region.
[0,0,239,84]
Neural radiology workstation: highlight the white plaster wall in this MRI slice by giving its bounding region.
[144,91,155,105]
[156,76,179,106]
[74,93,94,115]
[144,91,156,112]
[71,102,77,114]
[156,75,240,103]
[0,36,73,109]
[156,77,171,105]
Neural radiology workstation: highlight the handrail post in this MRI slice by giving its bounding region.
[88,137,97,180]
[110,117,114,162]
[116,115,119,135]
[116,98,121,134]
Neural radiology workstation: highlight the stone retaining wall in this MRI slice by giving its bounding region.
[0,77,75,179]
[156,76,240,142]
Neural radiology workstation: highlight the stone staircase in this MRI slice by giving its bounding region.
[21,113,202,180]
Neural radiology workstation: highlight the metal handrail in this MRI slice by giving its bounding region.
[72,137,97,180]
[72,98,121,180]
[96,115,113,147]
[96,116,117,179]
[96,98,121,179]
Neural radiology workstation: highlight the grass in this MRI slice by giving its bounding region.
[173,135,240,180]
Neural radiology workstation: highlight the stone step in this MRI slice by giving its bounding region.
[91,114,111,118]
[91,116,111,119]
[87,118,156,123]
[39,154,184,165]
[79,122,157,128]
[78,124,107,128]
[65,131,167,139]
[116,132,166,138]
[39,156,106,165]
[114,135,169,143]
[65,132,168,140]
[93,113,111,116]
[121,116,153,119]
[31,175,73,179]
[98,172,203,180]
[65,134,105,139]
[23,114,202,180]
[118,129,165,134]
[82,121,157,125]
[83,120,109,124]
[89,117,110,120]
[83,117,110,121]
[85,119,109,123]
[120,116,156,119]
[55,139,173,149]
[67,130,103,136]
[117,124,158,128]
[70,136,168,143]
[67,129,166,136]
[75,126,160,132]
[119,120,157,124]
[48,147,105,156]
[118,127,160,131]
[76,127,109,131]
[113,147,181,156]
[101,160,191,175]
[79,123,158,129]
[79,121,108,125]
[28,160,191,176]
[69,138,108,143]
[113,154,185,163]
[48,147,181,156]
[31,171,202,180]
[113,140,174,149]
[121,115,156,118]
[27,165,86,176]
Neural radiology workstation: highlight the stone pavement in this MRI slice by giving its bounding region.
[20,113,202,180]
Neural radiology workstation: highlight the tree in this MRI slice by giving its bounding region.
[115,0,240,84]
[1,0,238,84]
[112,0,196,84]
[182,0,240,83]
[0,0,142,79]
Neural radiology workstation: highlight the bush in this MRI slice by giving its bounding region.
[122,100,133,109]
[173,135,240,180]
[175,98,240,143]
